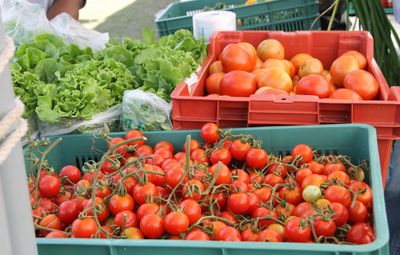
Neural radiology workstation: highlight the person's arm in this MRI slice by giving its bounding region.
[47,0,85,20]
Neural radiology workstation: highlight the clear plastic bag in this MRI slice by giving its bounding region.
[121,90,172,131]
[38,105,121,137]
[1,0,109,50]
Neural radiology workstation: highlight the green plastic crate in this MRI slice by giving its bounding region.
[155,0,321,37]
[25,124,389,255]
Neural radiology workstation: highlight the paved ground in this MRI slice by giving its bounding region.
[80,0,176,39]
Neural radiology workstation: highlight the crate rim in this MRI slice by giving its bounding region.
[35,124,389,251]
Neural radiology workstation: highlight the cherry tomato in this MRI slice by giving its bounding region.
[323,163,345,175]
[279,185,303,206]
[254,187,272,203]
[347,222,374,244]
[285,217,311,242]
[58,200,80,224]
[59,165,81,184]
[183,139,201,152]
[39,175,61,198]
[215,226,242,241]
[241,226,259,241]
[275,203,295,218]
[85,197,109,222]
[327,171,351,185]
[154,141,174,154]
[301,174,325,189]
[227,192,250,214]
[302,185,322,202]
[185,229,211,241]
[136,203,160,221]
[308,161,324,175]
[71,218,98,238]
[246,148,268,168]
[54,191,72,206]
[45,231,68,238]
[232,169,250,184]
[39,214,62,236]
[165,166,187,188]
[291,144,313,164]
[230,180,249,193]
[125,130,145,147]
[201,123,219,144]
[330,202,349,227]
[123,227,144,239]
[293,202,314,217]
[257,228,282,242]
[247,192,261,214]
[296,168,313,184]
[114,210,138,229]
[140,213,165,239]
[209,163,231,185]
[268,164,288,178]
[348,201,368,223]
[210,148,232,165]
[349,181,372,206]
[180,199,202,224]
[133,182,159,205]
[263,173,284,187]
[324,185,351,207]
[251,207,277,227]
[108,194,134,215]
[190,148,209,163]
[230,139,251,161]
[108,137,128,156]
[164,211,190,235]
[314,217,336,237]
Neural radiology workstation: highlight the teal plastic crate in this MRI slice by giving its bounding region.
[25,124,389,255]
[155,0,321,37]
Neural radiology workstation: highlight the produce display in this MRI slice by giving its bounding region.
[205,39,379,100]
[12,30,206,124]
[27,123,374,244]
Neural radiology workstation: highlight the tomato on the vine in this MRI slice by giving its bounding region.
[164,211,190,235]
[71,218,98,238]
[108,194,134,215]
[200,123,219,144]
[230,139,251,161]
[347,222,374,244]
[246,148,268,168]
[285,217,311,242]
[210,148,232,165]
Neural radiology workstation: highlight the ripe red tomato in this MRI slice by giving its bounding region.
[190,148,209,164]
[85,197,109,222]
[133,182,159,205]
[122,177,137,195]
[324,185,351,207]
[142,164,166,186]
[247,192,261,214]
[296,74,331,98]
[45,231,68,238]
[279,185,303,206]
[114,210,138,229]
[108,137,127,156]
[95,185,112,199]
[323,162,346,175]
[154,141,175,154]
[268,164,288,178]
[220,71,258,97]
[108,194,134,215]
[349,181,372,206]
[59,165,81,184]
[254,187,272,203]
[58,200,80,224]
[125,130,145,147]
[215,226,242,241]
[180,199,202,224]
[219,210,238,224]
[165,165,187,188]
[164,211,190,235]
[291,144,313,164]
[251,207,277,227]
[314,217,336,237]
[344,70,379,100]
[209,163,231,185]
[140,213,165,239]
[183,139,201,152]
[308,161,324,175]
[39,214,62,236]
[100,158,120,174]
[263,173,284,187]
[231,180,249,193]
[136,203,160,221]
[201,123,219,144]
[347,222,374,244]
[246,148,268,168]
[285,217,311,242]
[205,72,224,95]
[71,218,98,238]
[241,226,259,241]
[39,175,61,198]
[348,201,368,223]
[54,191,72,206]
[257,228,282,242]
[210,148,232,165]
[275,203,295,218]
[185,229,211,240]
[232,169,250,184]
[296,168,313,184]
[182,179,205,201]
[293,202,314,217]
[220,43,257,72]
[330,202,349,227]
[327,171,351,185]
[227,192,250,214]
[230,139,251,161]
[155,148,173,161]
[301,174,325,189]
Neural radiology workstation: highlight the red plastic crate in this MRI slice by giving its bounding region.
[171,31,400,185]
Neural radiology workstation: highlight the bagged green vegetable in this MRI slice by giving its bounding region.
[120,90,172,131]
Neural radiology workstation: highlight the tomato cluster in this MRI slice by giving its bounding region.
[28,124,374,244]
[206,39,379,101]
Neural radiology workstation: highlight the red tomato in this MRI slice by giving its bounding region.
[45,231,68,238]
[155,148,173,160]
[257,228,282,242]
[291,144,313,164]
[348,201,368,223]
[99,225,114,239]
[230,139,251,161]
[39,175,61,198]
[296,168,313,184]
[209,163,231,185]
[254,187,272,203]
[85,197,109,222]
[308,161,324,175]
[268,164,288,178]
[125,130,145,147]
[324,185,351,207]
[222,140,233,150]
[164,211,190,235]
[251,207,277,227]
[231,180,249,193]
[58,200,80,224]
[221,43,257,72]
[161,159,179,172]
[154,141,174,154]
[285,217,311,242]
[220,71,258,97]
[206,72,224,95]
[275,203,295,218]
[296,74,331,98]
[108,194,134,215]
[100,158,120,174]
[263,173,284,187]
[314,217,336,237]
[54,191,72,206]
[39,214,62,236]
[232,169,250,184]
[180,199,202,224]
[71,218,98,238]
[347,222,374,244]
[330,202,349,227]
[246,148,268,168]
[327,171,351,185]
[323,163,346,175]
[183,139,201,152]
[174,152,186,161]
[122,177,137,195]
[95,185,112,199]
[205,220,227,238]
[140,213,165,239]
[123,227,144,239]
[165,166,187,188]
[349,181,372,206]
[133,182,159,205]
[182,179,205,201]
[301,174,325,189]
[185,229,211,241]
[344,70,379,100]
[190,148,209,164]
[201,123,219,144]
[247,192,261,214]
[114,210,138,229]
[227,192,250,214]
[143,164,166,186]
[329,88,363,100]
[210,148,232,165]
[241,226,259,241]
[136,203,160,221]
[279,185,303,206]
[108,137,127,156]
[59,165,81,184]
[293,202,314,217]
[215,226,242,241]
